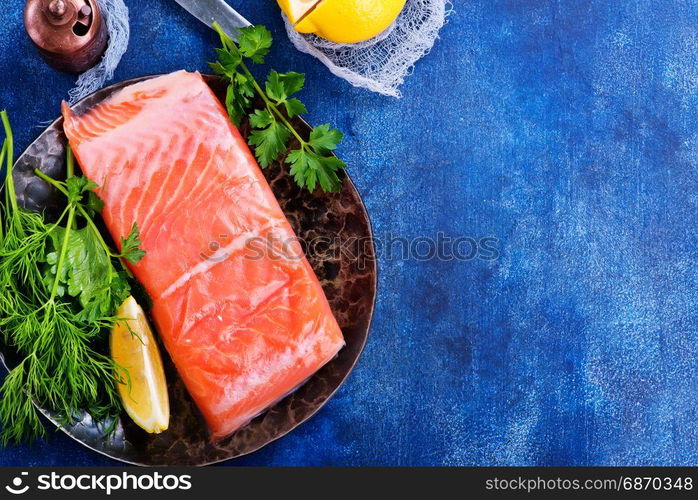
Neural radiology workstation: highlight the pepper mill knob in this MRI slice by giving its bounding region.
[24,0,108,74]
[48,0,67,17]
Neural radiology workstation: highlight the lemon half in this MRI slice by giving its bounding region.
[110,296,170,434]
[279,0,407,44]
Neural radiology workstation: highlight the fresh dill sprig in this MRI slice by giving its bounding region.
[209,23,346,193]
[0,111,144,445]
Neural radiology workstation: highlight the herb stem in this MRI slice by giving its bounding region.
[0,140,6,241]
[33,169,68,196]
[77,205,114,256]
[1,111,19,217]
[66,147,75,178]
[74,197,133,280]
[66,148,77,231]
[50,206,75,300]
[239,60,308,148]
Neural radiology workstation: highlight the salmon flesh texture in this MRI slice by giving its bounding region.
[61,71,345,440]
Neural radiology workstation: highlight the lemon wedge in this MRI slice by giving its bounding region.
[279,0,407,44]
[110,296,170,434]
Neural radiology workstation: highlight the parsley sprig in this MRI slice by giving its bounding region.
[209,23,346,193]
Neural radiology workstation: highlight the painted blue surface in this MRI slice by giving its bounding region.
[1,0,697,466]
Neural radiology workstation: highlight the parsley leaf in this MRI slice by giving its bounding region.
[208,61,229,78]
[214,47,242,73]
[286,148,312,190]
[226,84,246,127]
[315,155,346,192]
[308,124,344,153]
[120,223,146,265]
[66,176,98,203]
[237,26,272,64]
[265,71,285,102]
[266,71,305,103]
[85,192,104,217]
[286,148,345,192]
[249,109,274,129]
[284,98,307,118]
[249,121,291,168]
[278,72,305,97]
[235,72,255,99]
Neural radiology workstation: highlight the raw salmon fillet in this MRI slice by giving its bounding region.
[62,71,345,440]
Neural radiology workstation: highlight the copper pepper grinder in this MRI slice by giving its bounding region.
[25,0,108,74]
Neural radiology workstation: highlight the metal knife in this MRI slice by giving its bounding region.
[173,0,252,38]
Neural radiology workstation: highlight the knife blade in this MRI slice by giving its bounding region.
[173,0,252,38]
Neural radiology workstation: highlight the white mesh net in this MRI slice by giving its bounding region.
[68,0,130,104]
[283,0,452,97]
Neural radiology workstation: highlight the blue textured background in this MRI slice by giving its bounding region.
[1,0,697,466]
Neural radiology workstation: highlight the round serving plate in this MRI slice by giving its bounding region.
[0,75,377,466]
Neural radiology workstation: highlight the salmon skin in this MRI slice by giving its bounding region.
[62,71,345,440]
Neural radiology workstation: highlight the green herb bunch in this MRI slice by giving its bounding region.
[0,111,144,444]
[210,23,347,193]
